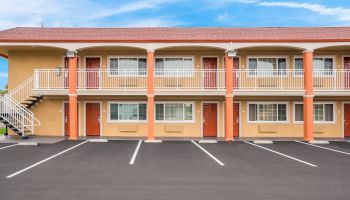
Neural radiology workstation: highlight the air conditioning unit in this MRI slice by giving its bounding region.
[227,50,237,57]
[65,50,77,58]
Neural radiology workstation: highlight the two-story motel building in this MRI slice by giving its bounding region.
[1,27,350,141]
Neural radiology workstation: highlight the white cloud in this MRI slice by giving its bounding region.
[258,1,350,22]
[216,13,231,22]
[0,72,7,78]
[121,18,184,27]
[222,0,350,22]
[0,0,182,30]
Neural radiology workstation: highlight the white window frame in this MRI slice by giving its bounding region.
[294,55,336,77]
[293,101,336,124]
[155,101,195,123]
[107,56,148,77]
[247,101,289,124]
[292,56,304,77]
[246,56,289,77]
[108,101,148,123]
[154,56,195,77]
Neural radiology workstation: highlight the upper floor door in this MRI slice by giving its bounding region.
[233,57,239,88]
[344,57,350,89]
[86,57,101,89]
[64,57,79,89]
[203,57,217,89]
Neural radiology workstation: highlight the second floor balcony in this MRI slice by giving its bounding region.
[32,68,350,96]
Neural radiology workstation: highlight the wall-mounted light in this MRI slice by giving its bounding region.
[55,66,62,76]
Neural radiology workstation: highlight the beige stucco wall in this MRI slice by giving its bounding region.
[8,50,65,90]
[30,98,225,138]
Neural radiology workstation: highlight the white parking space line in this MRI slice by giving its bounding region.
[129,140,142,165]
[191,140,224,166]
[6,140,88,179]
[0,144,18,150]
[296,141,350,156]
[244,141,317,167]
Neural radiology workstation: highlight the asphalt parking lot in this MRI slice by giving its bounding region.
[0,140,350,200]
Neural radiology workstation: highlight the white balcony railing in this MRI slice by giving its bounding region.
[154,69,226,91]
[76,69,147,90]
[32,68,350,92]
[233,69,305,91]
[313,69,350,91]
[34,69,69,90]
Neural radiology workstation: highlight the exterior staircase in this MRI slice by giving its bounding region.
[0,74,40,138]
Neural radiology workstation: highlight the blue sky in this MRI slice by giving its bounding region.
[0,0,350,90]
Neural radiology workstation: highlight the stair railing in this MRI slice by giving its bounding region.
[9,74,36,103]
[2,72,41,136]
[0,94,40,136]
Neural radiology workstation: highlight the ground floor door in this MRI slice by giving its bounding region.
[203,103,217,137]
[64,103,79,136]
[85,102,101,136]
[233,103,240,137]
[344,103,350,137]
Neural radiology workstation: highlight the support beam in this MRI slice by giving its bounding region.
[303,50,314,141]
[224,53,234,141]
[147,50,155,140]
[68,56,78,140]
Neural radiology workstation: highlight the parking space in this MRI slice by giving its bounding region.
[0,140,81,180]
[0,143,17,149]
[135,141,221,169]
[0,140,349,200]
[258,141,350,167]
[199,141,316,168]
[326,141,350,152]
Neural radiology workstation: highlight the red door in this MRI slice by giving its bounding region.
[344,104,350,137]
[86,103,100,136]
[203,103,217,137]
[233,103,240,137]
[63,57,79,89]
[86,57,100,89]
[203,58,217,89]
[64,103,79,136]
[233,57,239,88]
[344,57,350,89]
[64,57,79,89]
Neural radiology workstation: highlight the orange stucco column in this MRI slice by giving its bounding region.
[147,50,155,140]
[68,56,78,140]
[225,53,234,141]
[303,50,314,141]
[147,95,155,140]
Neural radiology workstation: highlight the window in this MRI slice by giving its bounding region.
[109,57,147,75]
[294,57,334,76]
[155,103,194,121]
[294,103,335,122]
[248,103,287,122]
[248,57,287,75]
[155,57,194,76]
[294,58,304,76]
[109,102,147,121]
